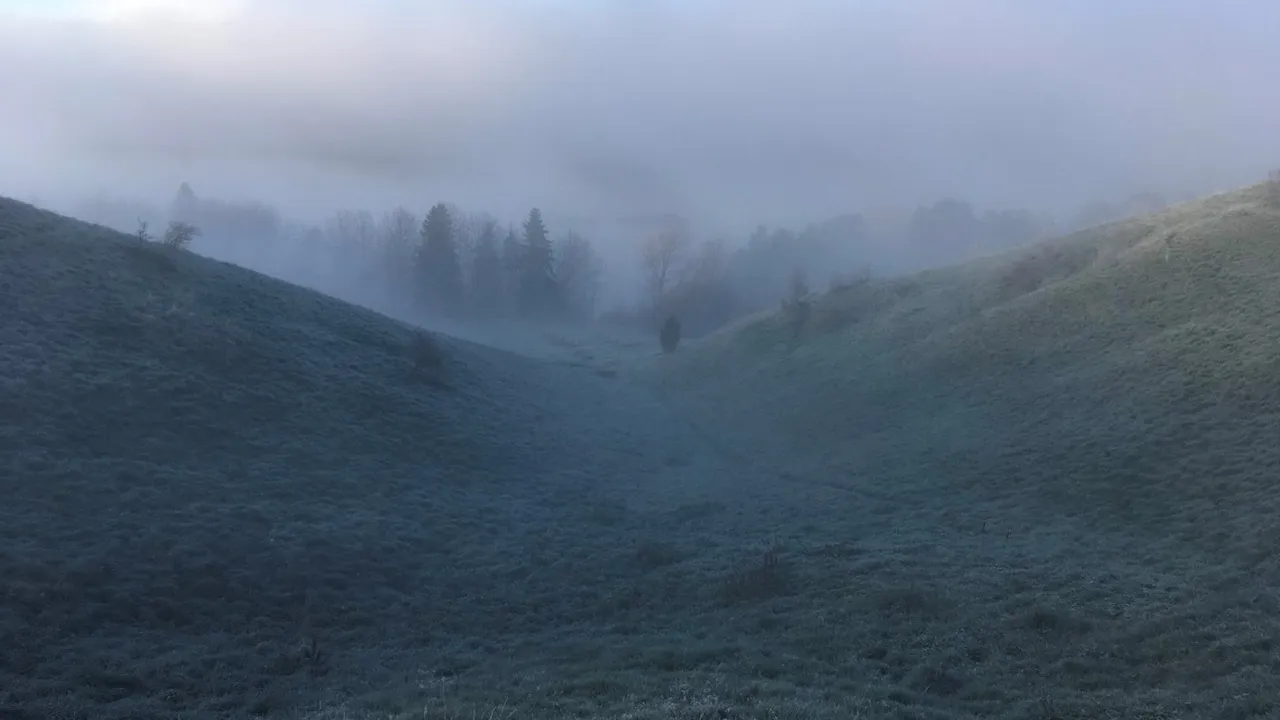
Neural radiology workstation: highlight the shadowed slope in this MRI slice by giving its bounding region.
[0,199,556,715]
[0,199,778,719]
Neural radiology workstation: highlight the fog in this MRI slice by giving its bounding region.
[2,0,1279,234]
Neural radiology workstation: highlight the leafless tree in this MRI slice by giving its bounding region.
[379,207,418,265]
[376,206,419,300]
[320,210,378,302]
[556,232,605,320]
[325,209,377,250]
[451,208,498,283]
[639,221,690,316]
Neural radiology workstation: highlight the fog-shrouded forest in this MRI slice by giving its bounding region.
[66,182,1192,341]
[6,2,1280,720]
[4,0,1279,333]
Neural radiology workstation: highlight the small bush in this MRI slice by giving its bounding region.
[125,221,179,272]
[720,546,789,604]
[409,331,449,388]
[411,331,443,369]
[161,221,200,250]
[659,314,681,353]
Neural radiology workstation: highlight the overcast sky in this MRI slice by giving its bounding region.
[1,0,1278,229]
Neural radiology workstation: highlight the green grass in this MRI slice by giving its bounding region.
[5,182,1280,719]
[635,180,1280,718]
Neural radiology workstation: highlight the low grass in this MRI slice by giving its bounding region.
[637,180,1280,718]
[6,181,1280,719]
[0,199,823,718]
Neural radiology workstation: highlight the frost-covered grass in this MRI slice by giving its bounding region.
[6,182,1280,719]
[0,199,832,718]
[634,181,1280,719]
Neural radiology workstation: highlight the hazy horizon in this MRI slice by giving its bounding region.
[2,0,1279,232]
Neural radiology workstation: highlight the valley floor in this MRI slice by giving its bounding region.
[341,328,1279,720]
[6,319,1276,720]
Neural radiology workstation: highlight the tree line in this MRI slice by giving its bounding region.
[74,182,1180,339]
[166,183,605,324]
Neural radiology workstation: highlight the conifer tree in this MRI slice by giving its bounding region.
[519,208,557,314]
[417,203,464,313]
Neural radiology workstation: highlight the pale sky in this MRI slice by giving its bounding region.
[1,0,1278,229]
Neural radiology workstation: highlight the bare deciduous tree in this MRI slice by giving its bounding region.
[325,209,377,250]
[556,232,605,320]
[379,207,418,258]
[376,207,419,304]
[451,209,498,285]
[639,222,690,316]
[378,207,418,278]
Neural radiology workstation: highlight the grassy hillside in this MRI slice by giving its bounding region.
[0,198,840,719]
[650,181,1280,524]
[638,180,1280,718]
[10,181,1280,719]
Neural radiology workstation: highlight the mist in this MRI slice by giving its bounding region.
[9,6,1280,717]
[2,0,1279,233]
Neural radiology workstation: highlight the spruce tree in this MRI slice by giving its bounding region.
[519,208,557,315]
[418,203,464,314]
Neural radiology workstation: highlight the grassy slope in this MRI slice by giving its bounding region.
[0,199,841,719]
[9,182,1280,719]
[640,181,1280,718]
